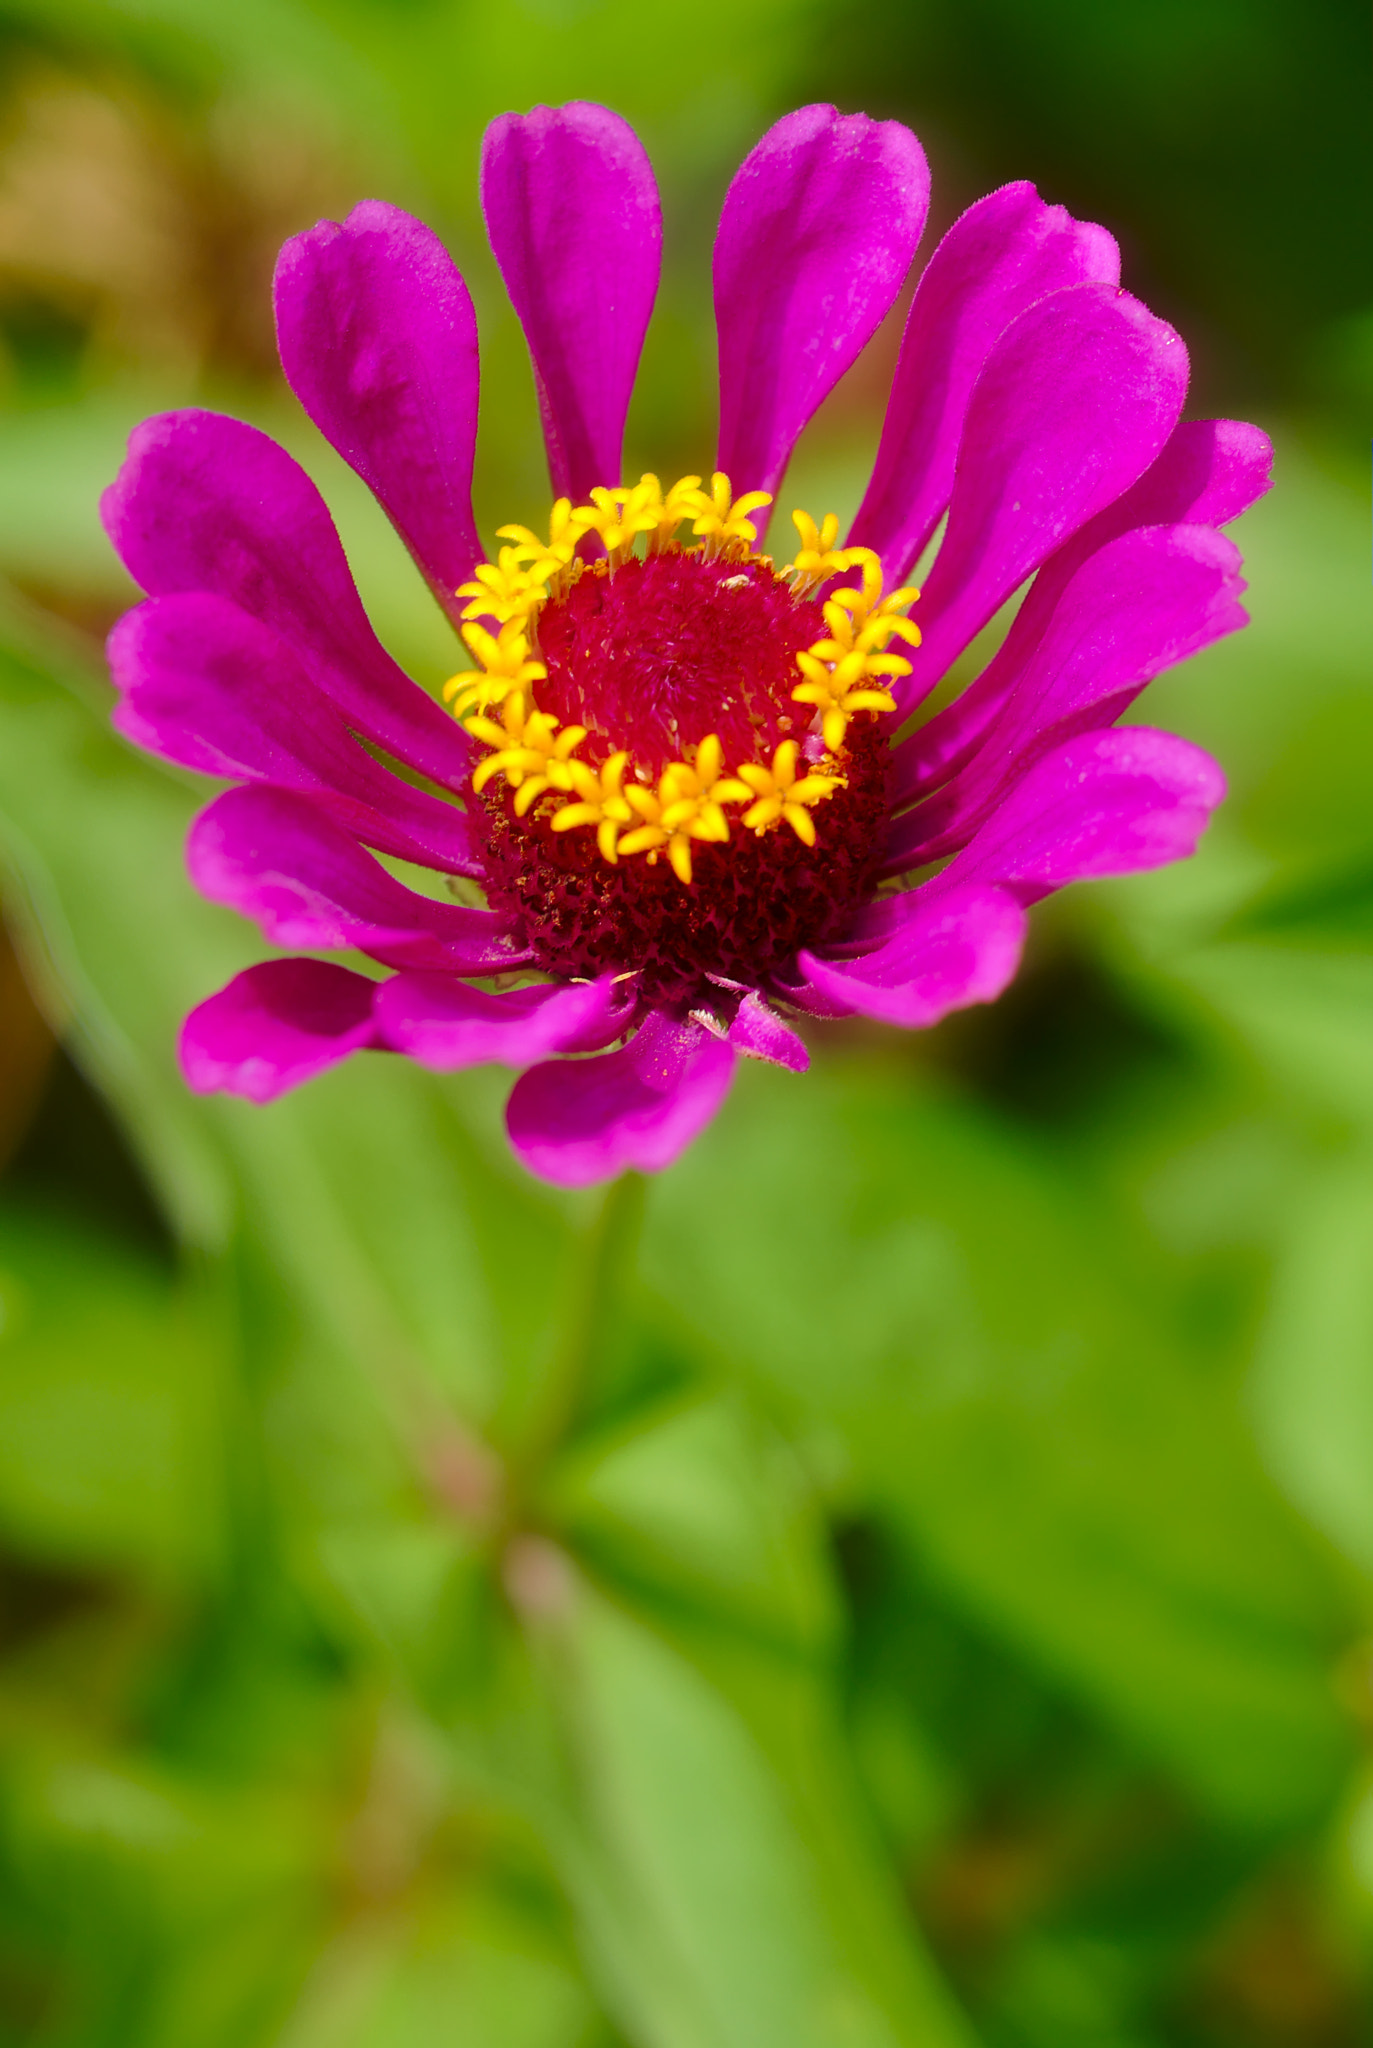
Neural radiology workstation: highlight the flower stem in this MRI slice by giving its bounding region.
[510,1169,645,1497]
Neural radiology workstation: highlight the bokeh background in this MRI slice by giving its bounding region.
[0,1,1368,2042]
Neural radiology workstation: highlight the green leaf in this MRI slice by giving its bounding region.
[1178,939,1373,1132]
[1,1748,327,2048]
[536,1580,976,2048]
[285,1884,600,2048]
[548,1391,838,1653]
[0,1198,223,1582]
[641,1059,1352,1829]
[1251,1151,1373,1579]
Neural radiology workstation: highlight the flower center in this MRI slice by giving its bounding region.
[444,475,919,1007]
[536,549,815,773]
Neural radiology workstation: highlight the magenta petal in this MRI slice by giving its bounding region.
[482,103,660,500]
[714,104,929,504]
[109,594,480,876]
[849,182,1119,581]
[893,283,1189,718]
[506,1012,737,1187]
[1062,415,1273,565]
[890,417,1273,806]
[100,410,471,788]
[375,971,633,1071]
[765,967,856,1021]
[798,883,1026,1028]
[187,786,530,974]
[274,201,481,621]
[885,523,1247,872]
[935,726,1226,906]
[726,991,809,1071]
[180,959,381,1103]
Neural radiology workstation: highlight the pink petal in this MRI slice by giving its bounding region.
[726,990,809,1071]
[506,1011,737,1187]
[187,786,530,974]
[101,410,471,789]
[885,523,1247,873]
[482,103,660,500]
[797,883,1026,1028]
[892,416,1272,804]
[180,958,381,1103]
[714,104,929,507]
[934,726,1226,905]
[891,283,1189,719]
[375,971,635,1071]
[765,969,856,1021]
[274,201,481,622]
[849,182,1119,581]
[109,594,480,876]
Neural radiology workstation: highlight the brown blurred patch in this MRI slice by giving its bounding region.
[0,910,53,1176]
[0,56,359,391]
[1176,1869,1363,2048]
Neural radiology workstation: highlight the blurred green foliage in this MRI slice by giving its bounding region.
[0,2,1368,2043]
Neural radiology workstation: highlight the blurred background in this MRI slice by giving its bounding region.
[0,1,1368,2042]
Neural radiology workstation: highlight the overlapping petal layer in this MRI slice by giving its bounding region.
[376,971,635,1071]
[893,282,1189,716]
[884,523,1246,870]
[890,415,1272,804]
[507,1012,737,1186]
[187,787,529,973]
[181,959,381,1103]
[101,411,472,789]
[849,182,1120,581]
[110,594,481,876]
[798,883,1026,1027]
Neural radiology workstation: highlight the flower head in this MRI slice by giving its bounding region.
[102,101,1266,1186]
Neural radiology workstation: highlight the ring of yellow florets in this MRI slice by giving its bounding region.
[442,473,920,888]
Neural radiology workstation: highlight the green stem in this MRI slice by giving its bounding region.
[509,1169,645,1500]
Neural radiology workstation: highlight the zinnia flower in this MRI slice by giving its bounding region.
[102,102,1268,1187]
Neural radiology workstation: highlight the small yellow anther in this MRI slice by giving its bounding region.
[736,738,841,845]
[552,751,634,862]
[789,551,919,749]
[689,472,773,556]
[784,509,868,595]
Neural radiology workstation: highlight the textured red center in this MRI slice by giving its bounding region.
[472,549,889,1009]
[535,550,818,772]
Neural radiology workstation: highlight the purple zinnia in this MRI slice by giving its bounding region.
[102,102,1267,1187]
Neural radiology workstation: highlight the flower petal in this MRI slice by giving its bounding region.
[714,104,929,504]
[101,410,472,788]
[849,182,1119,581]
[726,990,809,1071]
[891,282,1189,718]
[274,201,481,622]
[375,971,634,1071]
[797,882,1026,1027]
[482,102,661,500]
[765,969,856,1021]
[187,786,530,973]
[884,523,1247,872]
[932,726,1226,905]
[506,1011,736,1186]
[109,594,481,875]
[890,417,1273,805]
[180,958,381,1103]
